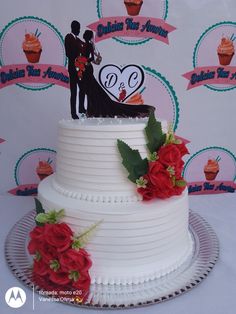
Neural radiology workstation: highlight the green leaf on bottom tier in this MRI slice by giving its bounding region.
[117,139,148,183]
[34,198,45,226]
[145,111,166,154]
[72,220,102,249]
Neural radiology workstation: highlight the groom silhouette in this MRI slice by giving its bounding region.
[65,20,86,119]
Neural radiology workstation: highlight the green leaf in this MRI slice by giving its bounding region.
[145,111,166,154]
[175,180,187,187]
[35,213,49,224]
[34,198,45,226]
[47,209,65,223]
[36,209,65,225]
[34,198,45,215]
[50,259,60,272]
[74,220,102,248]
[34,251,41,262]
[69,270,80,282]
[117,139,148,183]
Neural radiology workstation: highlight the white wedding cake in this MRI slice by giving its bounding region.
[38,117,193,285]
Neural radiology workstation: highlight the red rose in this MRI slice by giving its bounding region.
[28,225,46,254]
[137,185,156,201]
[33,259,49,276]
[148,162,174,199]
[172,184,185,196]
[148,161,164,185]
[28,238,39,255]
[60,248,92,273]
[45,223,73,252]
[29,225,45,241]
[72,270,91,301]
[174,159,185,177]
[38,242,58,263]
[175,142,189,157]
[49,269,71,285]
[158,144,182,167]
[172,175,186,196]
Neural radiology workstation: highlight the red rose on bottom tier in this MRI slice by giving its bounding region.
[60,248,92,272]
[45,223,73,252]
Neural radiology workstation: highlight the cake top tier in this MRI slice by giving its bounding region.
[59,117,160,130]
[53,117,167,203]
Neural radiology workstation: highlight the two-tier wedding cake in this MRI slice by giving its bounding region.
[33,116,192,292]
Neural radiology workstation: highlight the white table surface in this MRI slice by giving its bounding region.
[0,192,236,314]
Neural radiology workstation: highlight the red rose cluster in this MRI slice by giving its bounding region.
[28,222,92,302]
[137,142,189,201]
[75,56,88,80]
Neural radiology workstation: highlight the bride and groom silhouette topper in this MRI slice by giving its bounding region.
[64,20,154,119]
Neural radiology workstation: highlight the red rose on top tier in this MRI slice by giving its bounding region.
[45,223,73,252]
[175,142,189,157]
[158,144,182,168]
[148,161,174,199]
[137,183,156,201]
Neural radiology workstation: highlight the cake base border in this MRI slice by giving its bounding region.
[5,210,219,309]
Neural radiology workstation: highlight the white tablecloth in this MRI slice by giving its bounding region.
[1,193,236,314]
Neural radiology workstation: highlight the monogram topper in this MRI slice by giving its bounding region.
[98,64,145,102]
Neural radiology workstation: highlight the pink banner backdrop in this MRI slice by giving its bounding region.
[187,181,236,195]
[183,66,236,90]
[0,64,69,89]
[88,17,176,44]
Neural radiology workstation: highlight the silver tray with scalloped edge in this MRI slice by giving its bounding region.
[5,210,219,309]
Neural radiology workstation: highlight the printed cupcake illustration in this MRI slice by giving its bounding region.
[22,29,42,63]
[126,92,144,104]
[204,157,220,181]
[217,35,235,66]
[124,0,143,16]
[36,158,53,181]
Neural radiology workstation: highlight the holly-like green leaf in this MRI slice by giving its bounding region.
[117,139,148,183]
[175,180,187,187]
[34,198,45,226]
[145,111,166,154]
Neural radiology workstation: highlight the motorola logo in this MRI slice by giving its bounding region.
[5,287,26,308]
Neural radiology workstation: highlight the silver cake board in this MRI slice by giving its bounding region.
[5,210,219,309]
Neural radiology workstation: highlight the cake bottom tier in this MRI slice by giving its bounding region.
[38,175,193,285]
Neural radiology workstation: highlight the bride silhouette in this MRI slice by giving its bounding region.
[76,30,154,118]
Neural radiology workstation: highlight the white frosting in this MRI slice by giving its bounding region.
[38,118,192,286]
[54,118,167,203]
[38,177,192,285]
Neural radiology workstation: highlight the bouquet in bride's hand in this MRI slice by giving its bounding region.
[75,56,88,80]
